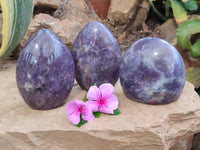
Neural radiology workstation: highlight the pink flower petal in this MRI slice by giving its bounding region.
[66,100,84,115]
[99,83,114,100]
[66,101,78,115]
[99,104,114,114]
[85,100,99,112]
[104,94,119,110]
[81,106,94,121]
[67,111,80,125]
[87,85,101,101]
[74,99,85,106]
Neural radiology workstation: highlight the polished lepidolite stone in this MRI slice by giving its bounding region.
[120,37,186,105]
[72,21,122,90]
[16,29,75,110]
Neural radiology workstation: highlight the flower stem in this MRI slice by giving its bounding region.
[147,0,166,21]
[165,0,170,18]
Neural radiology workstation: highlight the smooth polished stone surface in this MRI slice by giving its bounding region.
[16,29,75,110]
[120,37,186,104]
[72,21,121,90]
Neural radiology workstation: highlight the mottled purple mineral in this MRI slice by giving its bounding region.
[72,21,122,90]
[120,37,186,105]
[16,29,75,110]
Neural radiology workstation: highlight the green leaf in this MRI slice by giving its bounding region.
[76,115,88,127]
[93,112,101,118]
[183,0,198,11]
[186,67,200,88]
[191,39,200,57]
[76,119,88,127]
[83,97,88,102]
[110,108,121,116]
[177,18,200,51]
[0,0,33,58]
[182,0,189,2]
[94,83,97,86]
[170,0,188,23]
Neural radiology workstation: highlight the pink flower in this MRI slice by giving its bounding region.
[86,83,119,114]
[66,100,94,125]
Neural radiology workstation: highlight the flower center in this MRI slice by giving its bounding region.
[100,99,104,104]
[79,107,83,112]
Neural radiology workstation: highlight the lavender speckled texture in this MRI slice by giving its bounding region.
[16,29,75,110]
[120,37,186,105]
[72,21,122,90]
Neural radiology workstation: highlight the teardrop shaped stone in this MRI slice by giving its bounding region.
[16,29,75,110]
[72,21,121,90]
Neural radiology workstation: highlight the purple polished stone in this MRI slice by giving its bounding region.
[120,37,186,105]
[16,29,75,110]
[72,21,122,90]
